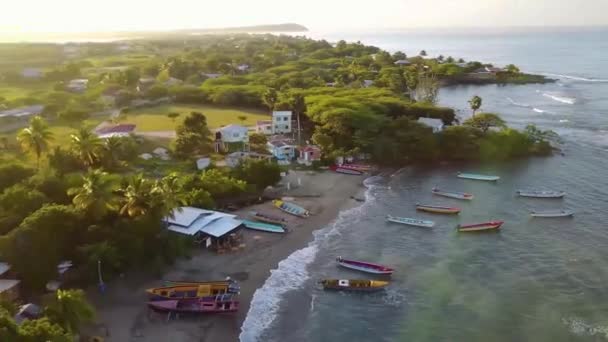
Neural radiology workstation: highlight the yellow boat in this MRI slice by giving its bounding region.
[273,200,310,217]
[147,281,239,301]
[320,279,389,292]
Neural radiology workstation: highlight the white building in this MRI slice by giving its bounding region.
[67,79,88,93]
[219,124,249,143]
[165,207,243,248]
[255,120,273,135]
[394,59,411,66]
[272,111,292,134]
[417,117,444,133]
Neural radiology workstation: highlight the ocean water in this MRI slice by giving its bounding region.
[240,28,608,341]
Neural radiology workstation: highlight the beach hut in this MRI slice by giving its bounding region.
[165,207,244,250]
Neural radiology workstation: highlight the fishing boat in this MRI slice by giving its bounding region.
[516,190,566,198]
[320,279,389,292]
[336,256,394,275]
[146,281,239,301]
[432,187,474,200]
[147,295,239,314]
[250,211,288,226]
[530,210,574,218]
[457,220,504,232]
[242,220,286,233]
[457,172,500,182]
[330,165,364,175]
[386,214,435,228]
[273,200,310,217]
[338,164,373,172]
[416,203,461,215]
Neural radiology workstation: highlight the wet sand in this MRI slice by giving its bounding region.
[91,170,366,341]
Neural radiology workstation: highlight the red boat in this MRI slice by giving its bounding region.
[330,165,363,175]
[336,257,394,275]
[147,295,239,314]
[339,164,373,172]
[457,220,504,232]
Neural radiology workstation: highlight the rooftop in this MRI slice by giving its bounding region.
[220,124,249,133]
[166,207,242,238]
[96,124,136,135]
[0,262,10,276]
[0,279,20,293]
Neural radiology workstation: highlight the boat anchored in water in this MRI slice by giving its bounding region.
[273,200,310,217]
[530,210,574,218]
[517,190,566,198]
[432,187,474,200]
[457,220,504,232]
[386,214,435,228]
[320,279,389,292]
[336,256,394,275]
[416,203,461,215]
[457,172,500,182]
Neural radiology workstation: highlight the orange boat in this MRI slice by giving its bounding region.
[457,221,504,232]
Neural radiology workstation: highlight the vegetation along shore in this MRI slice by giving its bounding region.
[0,33,558,340]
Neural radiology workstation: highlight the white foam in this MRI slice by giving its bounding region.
[543,73,608,83]
[239,181,377,341]
[507,97,531,108]
[542,93,577,105]
[559,119,570,123]
[562,317,608,338]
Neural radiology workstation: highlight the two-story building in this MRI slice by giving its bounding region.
[267,137,297,161]
[272,111,292,134]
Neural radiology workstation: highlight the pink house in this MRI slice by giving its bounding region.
[298,145,322,165]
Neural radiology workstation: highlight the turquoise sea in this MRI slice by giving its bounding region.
[240,27,608,342]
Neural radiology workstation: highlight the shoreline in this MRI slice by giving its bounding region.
[90,170,366,341]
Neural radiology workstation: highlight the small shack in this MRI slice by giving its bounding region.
[0,262,20,301]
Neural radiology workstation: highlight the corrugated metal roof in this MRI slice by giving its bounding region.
[166,207,241,238]
[0,279,20,293]
[0,262,10,276]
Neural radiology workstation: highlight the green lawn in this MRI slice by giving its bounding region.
[122,104,270,132]
[0,83,52,101]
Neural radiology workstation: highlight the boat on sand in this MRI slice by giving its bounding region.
[416,203,461,215]
[457,220,504,232]
[386,214,435,228]
[250,211,288,226]
[147,281,239,301]
[242,220,286,233]
[320,279,389,292]
[273,200,310,217]
[432,187,474,200]
[457,172,500,182]
[330,165,364,175]
[147,295,239,314]
[530,210,574,218]
[336,256,394,275]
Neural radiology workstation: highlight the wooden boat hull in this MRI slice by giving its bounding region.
[432,188,474,200]
[320,279,389,292]
[273,200,309,217]
[147,297,239,314]
[457,172,500,182]
[242,220,286,233]
[416,204,461,215]
[336,257,394,275]
[330,165,363,175]
[250,211,287,226]
[386,215,434,228]
[517,190,565,198]
[458,221,503,232]
[147,281,239,301]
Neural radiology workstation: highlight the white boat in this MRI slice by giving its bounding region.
[457,172,500,182]
[386,215,435,228]
[517,190,565,198]
[432,187,474,200]
[530,210,574,218]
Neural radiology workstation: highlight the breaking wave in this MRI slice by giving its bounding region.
[542,92,577,105]
[239,180,377,342]
[507,97,531,108]
[562,317,608,338]
[543,73,608,83]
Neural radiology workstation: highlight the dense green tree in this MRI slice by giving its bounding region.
[439,126,482,160]
[174,112,213,158]
[167,112,180,122]
[18,317,71,342]
[145,85,169,99]
[17,116,54,169]
[392,51,406,60]
[262,88,278,112]
[156,174,188,217]
[232,160,281,191]
[463,113,506,133]
[0,308,19,341]
[199,169,246,200]
[117,174,159,218]
[68,169,116,219]
[48,147,86,175]
[505,64,520,73]
[249,132,268,153]
[0,163,34,192]
[70,127,102,167]
[44,289,95,334]
[419,50,427,56]
[468,95,482,116]
[0,184,48,219]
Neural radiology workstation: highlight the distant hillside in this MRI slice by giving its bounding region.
[178,23,309,34]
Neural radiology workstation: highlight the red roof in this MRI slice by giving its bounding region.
[257,120,272,125]
[96,124,136,134]
[300,145,320,152]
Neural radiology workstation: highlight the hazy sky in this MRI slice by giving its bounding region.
[1,0,607,33]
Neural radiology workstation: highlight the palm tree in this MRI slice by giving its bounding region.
[288,92,306,145]
[70,127,102,167]
[101,136,123,168]
[44,289,95,334]
[468,95,483,117]
[156,173,187,218]
[262,88,278,113]
[17,116,53,169]
[118,174,159,218]
[68,169,116,219]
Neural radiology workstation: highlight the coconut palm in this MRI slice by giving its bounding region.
[101,136,123,168]
[468,95,482,117]
[44,289,95,333]
[17,116,54,169]
[70,127,102,167]
[288,92,306,144]
[118,174,159,217]
[68,169,116,219]
[156,173,188,218]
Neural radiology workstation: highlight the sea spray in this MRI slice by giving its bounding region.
[542,92,577,105]
[239,180,378,342]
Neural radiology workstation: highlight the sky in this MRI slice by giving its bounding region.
[1,0,607,33]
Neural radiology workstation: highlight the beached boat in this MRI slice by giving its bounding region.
[338,164,373,172]
[250,211,288,226]
[273,200,310,217]
[416,203,461,215]
[517,190,566,198]
[530,210,574,218]
[320,279,389,292]
[147,295,239,314]
[146,281,239,301]
[432,187,474,200]
[336,256,394,275]
[457,220,504,232]
[330,165,364,175]
[242,220,286,233]
[457,172,500,182]
[386,214,435,228]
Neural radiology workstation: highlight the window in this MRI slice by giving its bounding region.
[233,133,239,138]
[275,125,279,129]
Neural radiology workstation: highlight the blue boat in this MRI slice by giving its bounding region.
[242,220,286,233]
[457,172,500,182]
[273,200,310,217]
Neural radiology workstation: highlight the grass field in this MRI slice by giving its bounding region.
[122,104,270,132]
[0,83,52,101]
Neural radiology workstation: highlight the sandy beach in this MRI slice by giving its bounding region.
[90,170,366,342]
